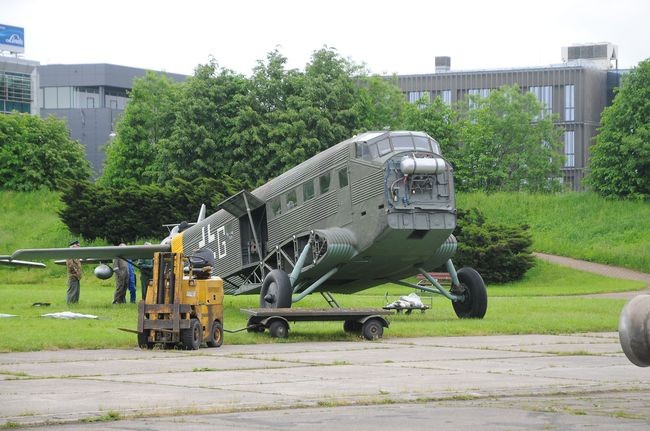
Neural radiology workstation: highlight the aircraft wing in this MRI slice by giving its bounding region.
[8,244,170,263]
[0,256,46,268]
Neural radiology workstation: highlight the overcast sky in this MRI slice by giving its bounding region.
[3,0,649,76]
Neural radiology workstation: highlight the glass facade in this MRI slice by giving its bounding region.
[564,85,575,121]
[39,85,128,110]
[0,71,31,113]
[564,131,575,167]
[529,86,553,119]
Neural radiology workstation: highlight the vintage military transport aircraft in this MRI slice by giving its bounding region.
[1,131,487,319]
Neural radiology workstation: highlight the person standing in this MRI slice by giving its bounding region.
[127,260,137,303]
[137,242,154,301]
[66,240,82,304]
[112,244,129,304]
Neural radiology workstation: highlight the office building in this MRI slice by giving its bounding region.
[38,64,186,175]
[396,43,622,190]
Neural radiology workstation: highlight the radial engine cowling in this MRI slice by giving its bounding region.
[400,155,446,175]
[94,263,114,280]
[618,294,650,367]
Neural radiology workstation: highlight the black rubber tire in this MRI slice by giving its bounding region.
[260,269,292,308]
[268,319,289,338]
[137,331,153,349]
[181,318,202,350]
[361,318,384,340]
[206,320,223,348]
[452,267,488,319]
[343,320,360,333]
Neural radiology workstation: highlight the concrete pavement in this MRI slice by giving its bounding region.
[1,333,649,430]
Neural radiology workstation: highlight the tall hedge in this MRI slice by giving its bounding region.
[59,177,240,244]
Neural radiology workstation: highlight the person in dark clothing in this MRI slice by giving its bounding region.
[66,240,82,304]
[136,242,154,301]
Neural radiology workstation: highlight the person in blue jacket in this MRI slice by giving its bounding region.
[127,259,137,304]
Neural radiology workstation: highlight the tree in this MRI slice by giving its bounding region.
[153,60,251,185]
[100,72,180,187]
[353,75,406,132]
[398,95,459,158]
[587,59,650,199]
[0,113,91,191]
[454,85,564,192]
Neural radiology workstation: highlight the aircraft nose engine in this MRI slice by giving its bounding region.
[618,294,650,367]
[400,155,446,175]
[94,263,114,280]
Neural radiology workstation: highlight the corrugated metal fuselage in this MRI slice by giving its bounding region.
[178,132,456,294]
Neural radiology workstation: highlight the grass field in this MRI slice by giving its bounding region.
[458,191,650,273]
[0,260,643,352]
[0,190,647,352]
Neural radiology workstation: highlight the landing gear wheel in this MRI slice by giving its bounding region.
[137,331,153,349]
[452,267,488,319]
[619,294,650,367]
[268,319,289,338]
[343,320,360,333]
[260,269,292,309]
[206,320,223,348]
[361,318,384,340]
[181,318,202,350]
[246,317,265,333]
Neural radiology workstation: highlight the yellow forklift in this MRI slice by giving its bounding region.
[137,251,224,350]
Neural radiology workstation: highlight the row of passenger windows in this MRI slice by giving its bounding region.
[269,167,349,217]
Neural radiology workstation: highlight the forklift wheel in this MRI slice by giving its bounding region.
[181,318,202,350]
[137,331,154,349]
[207,320,223,348]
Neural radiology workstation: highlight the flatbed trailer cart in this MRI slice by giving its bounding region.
[241,308,392,340]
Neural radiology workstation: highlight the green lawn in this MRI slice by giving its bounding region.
[0,260,642,352]
[458,191,650,273]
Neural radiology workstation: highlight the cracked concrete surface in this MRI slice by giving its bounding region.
[1,333,648,430]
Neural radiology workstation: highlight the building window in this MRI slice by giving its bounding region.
[529,86,552,119]
[564,131,575,167]
[441,90,451,105]
[564,85,575,121]
[408,91,427,103]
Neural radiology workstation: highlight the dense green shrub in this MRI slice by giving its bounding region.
[59,177,240,244]
[453,208,534,283]
[0,113,91,191]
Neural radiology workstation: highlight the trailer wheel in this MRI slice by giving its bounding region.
[452,267,487,319]
[268,319,289,338]
[137,331,153,349]
[362,318,384,340]
[260,269,292,309]
[181,318,202,350]
[206,320,223,348]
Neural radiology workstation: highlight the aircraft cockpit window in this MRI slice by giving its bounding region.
[303,179,315,202]
[391,135,415,151]
[430,139,441,154]
[338,167,349,188]
[413,136,432,152]
[355,142,379,161]
[286,189,297,210]
[377,139,391,156]
[319,172,331,194]
[270,197,282,217]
